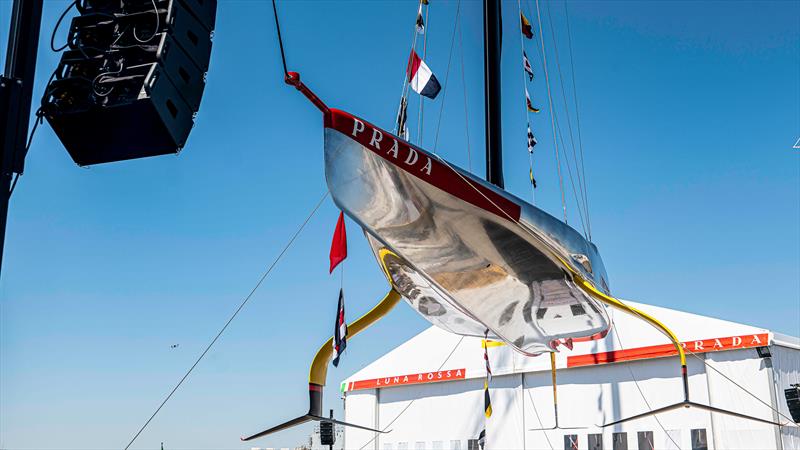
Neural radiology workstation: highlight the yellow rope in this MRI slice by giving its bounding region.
[572,274,686,367]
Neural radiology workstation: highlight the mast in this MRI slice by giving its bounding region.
[483,0,504,188]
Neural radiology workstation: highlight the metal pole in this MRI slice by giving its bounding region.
[0,0,43,277]
[329,408,334,450]
[483,0,503,188]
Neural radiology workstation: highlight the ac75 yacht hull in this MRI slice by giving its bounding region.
[324,109,611,355]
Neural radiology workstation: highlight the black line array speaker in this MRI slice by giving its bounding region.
[785,384,800,423]
[319,421,334,446]
[42,0,216,166]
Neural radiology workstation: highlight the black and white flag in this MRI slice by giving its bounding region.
[416,3,425,34]
[396,97,409,140]
[332,288,347,367]
[527,123,537,153]
[523,51,534,82]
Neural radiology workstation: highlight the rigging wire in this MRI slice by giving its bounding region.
[544,0,590,233]
[562,0,592,240]
[457,13,473,172]
[526,388,555,450]
[525,0,589,238]
[418,2,431,147]
[532,0,568,224]
[685,347,797,425]
[432,0,462,154]
[357,336,466,450]
[122,191,330,450]
[550,101,589,238]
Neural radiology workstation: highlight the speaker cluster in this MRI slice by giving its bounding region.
[42,0,216,166]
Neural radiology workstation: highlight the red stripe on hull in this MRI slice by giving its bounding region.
[327,109,522,222]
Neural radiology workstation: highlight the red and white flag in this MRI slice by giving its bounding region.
[407,50,441,99]
[329,211,347,273]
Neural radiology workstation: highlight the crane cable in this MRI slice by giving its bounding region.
[272,0,288,78]
[122,191,330,449]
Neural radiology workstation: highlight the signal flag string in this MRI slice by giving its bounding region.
[517,0,537,206]
[122,191,330,450]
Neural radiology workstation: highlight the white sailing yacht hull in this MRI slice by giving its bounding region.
[324,109,611,355]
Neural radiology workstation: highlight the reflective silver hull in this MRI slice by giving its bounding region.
[324,109,611,355]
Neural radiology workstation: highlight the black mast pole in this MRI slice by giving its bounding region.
[483,0,503,188]
[0,0,44,277]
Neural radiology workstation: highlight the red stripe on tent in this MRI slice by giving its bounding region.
[566,333,769,368]
[327,109,522,222]
[407,50,422,82]
[347,368,466,391]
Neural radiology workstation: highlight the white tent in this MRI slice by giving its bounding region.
[342,301,800,450]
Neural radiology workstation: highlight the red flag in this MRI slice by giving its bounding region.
[329,211,348,273]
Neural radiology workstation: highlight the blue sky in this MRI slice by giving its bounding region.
[1,0,798,448]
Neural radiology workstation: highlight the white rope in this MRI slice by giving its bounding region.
[612,322,683,450]
[533,0,568,224]
[563,0,592,240]
[432,0,462,154]
[549,98,590,239]
[544,0,590,236]
[123,191,330,449]
[526,389,555,450]
[457,15,473,172]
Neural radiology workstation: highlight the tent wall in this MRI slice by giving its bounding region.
[524,356,713,450]
[705,348,779,449]
[344,390,378,450]
[374,376,485,450]
[771,345,800,449]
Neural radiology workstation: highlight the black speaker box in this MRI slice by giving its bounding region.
[42,0,215,166]
[786,385,800,423]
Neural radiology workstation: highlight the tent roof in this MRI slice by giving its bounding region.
[342,300,788,392]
